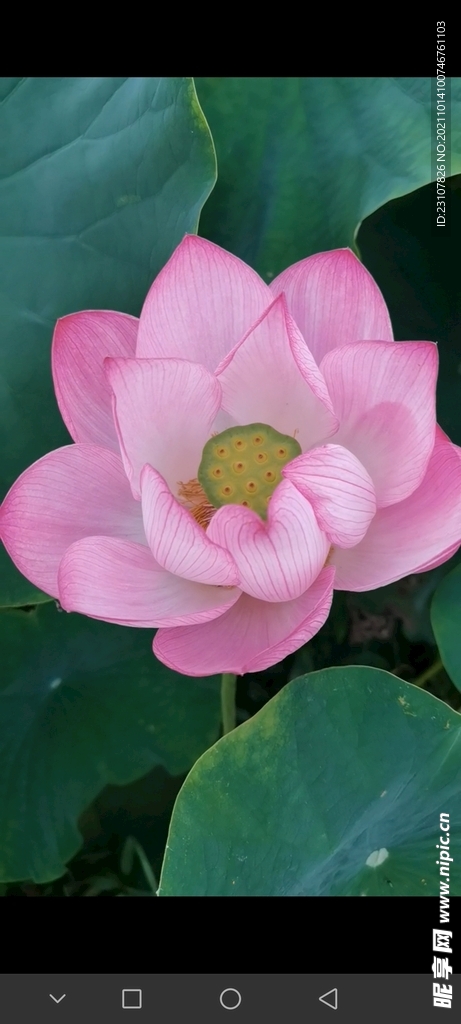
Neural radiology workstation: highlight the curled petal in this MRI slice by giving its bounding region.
[141,464,239,587]
[153,567,335,676]
[207,479,329,602]
[58,537,241,627]
[283,444,376,547]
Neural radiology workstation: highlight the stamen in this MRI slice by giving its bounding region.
[191,502,216,529]
[177,478,216,530]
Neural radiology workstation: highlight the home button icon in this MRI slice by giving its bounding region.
[219,988,242,1010]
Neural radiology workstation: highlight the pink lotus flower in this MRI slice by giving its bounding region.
[2,237,461,676]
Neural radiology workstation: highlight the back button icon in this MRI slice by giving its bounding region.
[319,988,338,1010]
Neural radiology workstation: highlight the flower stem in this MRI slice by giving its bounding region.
[221,673,237,734]
[412,656,443,689]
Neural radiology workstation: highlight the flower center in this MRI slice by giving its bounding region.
[197,423,302,520]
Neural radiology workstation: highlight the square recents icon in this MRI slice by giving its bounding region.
[122,989,142,1009]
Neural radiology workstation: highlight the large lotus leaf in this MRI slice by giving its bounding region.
[159,668,461,895]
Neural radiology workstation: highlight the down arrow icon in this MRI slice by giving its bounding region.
[50,994,66,1003]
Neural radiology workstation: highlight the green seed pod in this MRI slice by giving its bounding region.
[198,423,302,520]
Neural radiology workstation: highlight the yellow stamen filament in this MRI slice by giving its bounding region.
[177,478,216,530]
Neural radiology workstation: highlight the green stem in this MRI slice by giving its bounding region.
[412,656,443,689]
[221,673,237,734]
